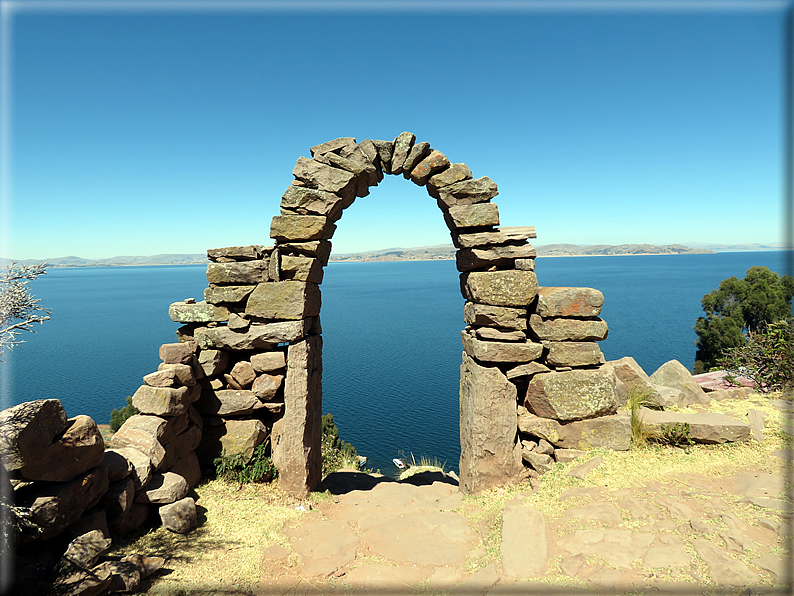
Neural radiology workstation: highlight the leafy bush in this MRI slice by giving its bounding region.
[321,413,359,476]
[214,442,276,485]
[109,396,139,432]
[720,319,793,394]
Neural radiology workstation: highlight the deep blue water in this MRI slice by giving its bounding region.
[1,251,789,475]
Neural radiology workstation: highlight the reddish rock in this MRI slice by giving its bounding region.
[20,415,105,482]
[536,287,604,318]
[159,342,197,364]
[0,399,68,472]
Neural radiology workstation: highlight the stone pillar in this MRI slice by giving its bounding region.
[459,352,523,494]
[272,335,323,497]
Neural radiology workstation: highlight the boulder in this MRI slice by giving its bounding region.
[132,385,191,417]
[104,560,141,594]
[135,471,188,504]
[459,352,523,494]
[207,245,266,261]
[204,284,255,304]
[389,131,416,175]
[650,360,711,407]
[427,163,472,195]
[195,389,265,417]
[252,373,285,400]
[0,398,68,472]
[461,329,542,363]
[280,256,324,284]
[519,412,631,451]
[251,351,287,372]
[19,415,105,482]
[206,261,267,285]
[52,561,113,596]
[522,451,553,474]
[528,315,608,342]
[453,226,537,249]
[410,149,450,185]
[401,141,431,176]
[461,270,538,307]
[157,362,197,386]
[143,368,178,388]
[110,425,166,469]
[195,320,306,350]
[544,341,603,367]
[456,244,537,272]
[230,361,256,388]
[17,465,110,541]
[168,300,229,323]
[58,529,112,571]
[525,369,618,422]
[292,156,357,199]
[314,151,374,197]
[159,342,197,364]
[436,176,499,207]
[445,203,499,229]
[161,425,202,471]
[638,408,750,444]
[270,214,336,242]
[245,281,321,320]
[197,349,229,376]
[204,418,269,463]
[602,356,665,409]
[281,186,347,216]
[106,447,152,490]
[160,497,198,534]
[536,287,604,318]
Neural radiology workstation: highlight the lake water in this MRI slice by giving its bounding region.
[1,251,789,475]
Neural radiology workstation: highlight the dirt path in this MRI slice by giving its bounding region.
[256,455,791,595]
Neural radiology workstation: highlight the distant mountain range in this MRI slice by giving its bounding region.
[5,241,784,268]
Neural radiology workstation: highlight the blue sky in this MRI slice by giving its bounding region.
[1,0,788,259]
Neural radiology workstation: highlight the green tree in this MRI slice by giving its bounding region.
[720,320,793,393]
[694,266,794,372]
[109,396,139,431]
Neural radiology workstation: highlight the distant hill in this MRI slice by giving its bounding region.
[534,243,716,257]
[3,254,207,268]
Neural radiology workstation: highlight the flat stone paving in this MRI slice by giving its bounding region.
[258,464,792,595]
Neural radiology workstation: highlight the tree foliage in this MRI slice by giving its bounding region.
[694,266,794,372]
[0,262,51,360]
[109,396,139,431]
[720,320,793,393]
[321,413,358,476]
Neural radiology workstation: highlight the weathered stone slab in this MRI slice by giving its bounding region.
[536,287,604,318]
[650,360,711,407]
[693,538,757,585]
[250,350,287,372]
[474,326,525,342]
[317,150,376,196]
[561,529,655,569]
[506,361,551,380]
[515,258,535,270]
[456,243,537,272]
[436,176,498,207]
[19,415,105,482]
[132,385,190,417]
[270,214,335,242]
[230,361,256,388]
[461,270,538,307]
[134,472,188,504]
[401,141,431,176]
[427,163,472,196]
[204,284,255,305]
[288,518,360,576]
[280,255,323,284]
[445,203,499,229]
[108,503,149,535]
[160,496,197,534]
[519,412,631,451]
[278,240,332,265]
[459,352,523,494]
[310,137,356,157]
[461,330,543,363]
[168,300,229,323]
[144,368,178,388]
[292,156,357,198]
[207,245,266,262]
[544,341,604,367]
[196,389,265,417]
[281,186,345,218]
[272,335,323,497]
[195,321,306,350]
[410,150,450,185]
[110,426,166,469]
[206,261,267,285]
[525,369,617,421]
[453,226,537,248]
[390,131,415,175]
[220,419,267,461]
[159,342,196,364]
[638,408,750,443]
[464,301,528,329]
[0,399,69,471]
[529,315,608,342]
[523,450,553,473]
[245,281,321,320]
[156,363,197,387]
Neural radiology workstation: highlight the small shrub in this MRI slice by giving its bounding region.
[321,413,359,476]
[654,422,694,447]
[214,442,276,485]
[627,387,654,448]
[720,319,793,394]
[109,396,139,432]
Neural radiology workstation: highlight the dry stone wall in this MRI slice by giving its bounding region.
[165,131,626,496]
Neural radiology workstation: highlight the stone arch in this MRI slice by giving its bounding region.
[172,132,616,497]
